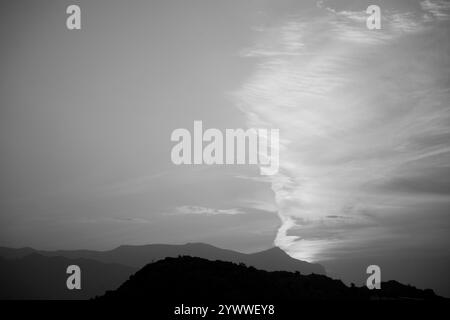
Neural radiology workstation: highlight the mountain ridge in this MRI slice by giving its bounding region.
[0,242,326,275]
[98,256,444,302]
[0,253,135,299]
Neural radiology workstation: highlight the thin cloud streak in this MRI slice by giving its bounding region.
[172,206,245,216]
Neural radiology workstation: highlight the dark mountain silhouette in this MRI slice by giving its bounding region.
[98,256,444,302]
[0,246,35,259]
[0,254,135,300]
[0,243,325,275]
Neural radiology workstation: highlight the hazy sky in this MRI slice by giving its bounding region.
[1,0,449,295]
[0,0,279,252]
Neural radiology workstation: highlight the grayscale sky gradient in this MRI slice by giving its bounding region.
[0,0,449,296]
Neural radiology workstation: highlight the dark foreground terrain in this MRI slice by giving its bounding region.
[0,243,446,304]
[98,256,443,302]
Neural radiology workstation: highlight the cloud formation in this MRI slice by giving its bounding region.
[173,206,245,216]
[235,1,450,261]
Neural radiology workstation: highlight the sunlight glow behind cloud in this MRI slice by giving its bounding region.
[235,1,450,261]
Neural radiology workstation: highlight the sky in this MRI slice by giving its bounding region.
[0,0,449,295]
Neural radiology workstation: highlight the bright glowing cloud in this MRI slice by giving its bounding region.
[235,1,450,261]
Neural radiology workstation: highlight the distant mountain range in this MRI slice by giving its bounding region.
[0,254,134,299]
[0,243,325,299]
[99,256,443,302]
[0,243,444,301]
[0,242,325,273]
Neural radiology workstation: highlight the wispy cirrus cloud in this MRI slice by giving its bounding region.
[421,0,450,20]
[172,205,245,216]
[235,1,450,261]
